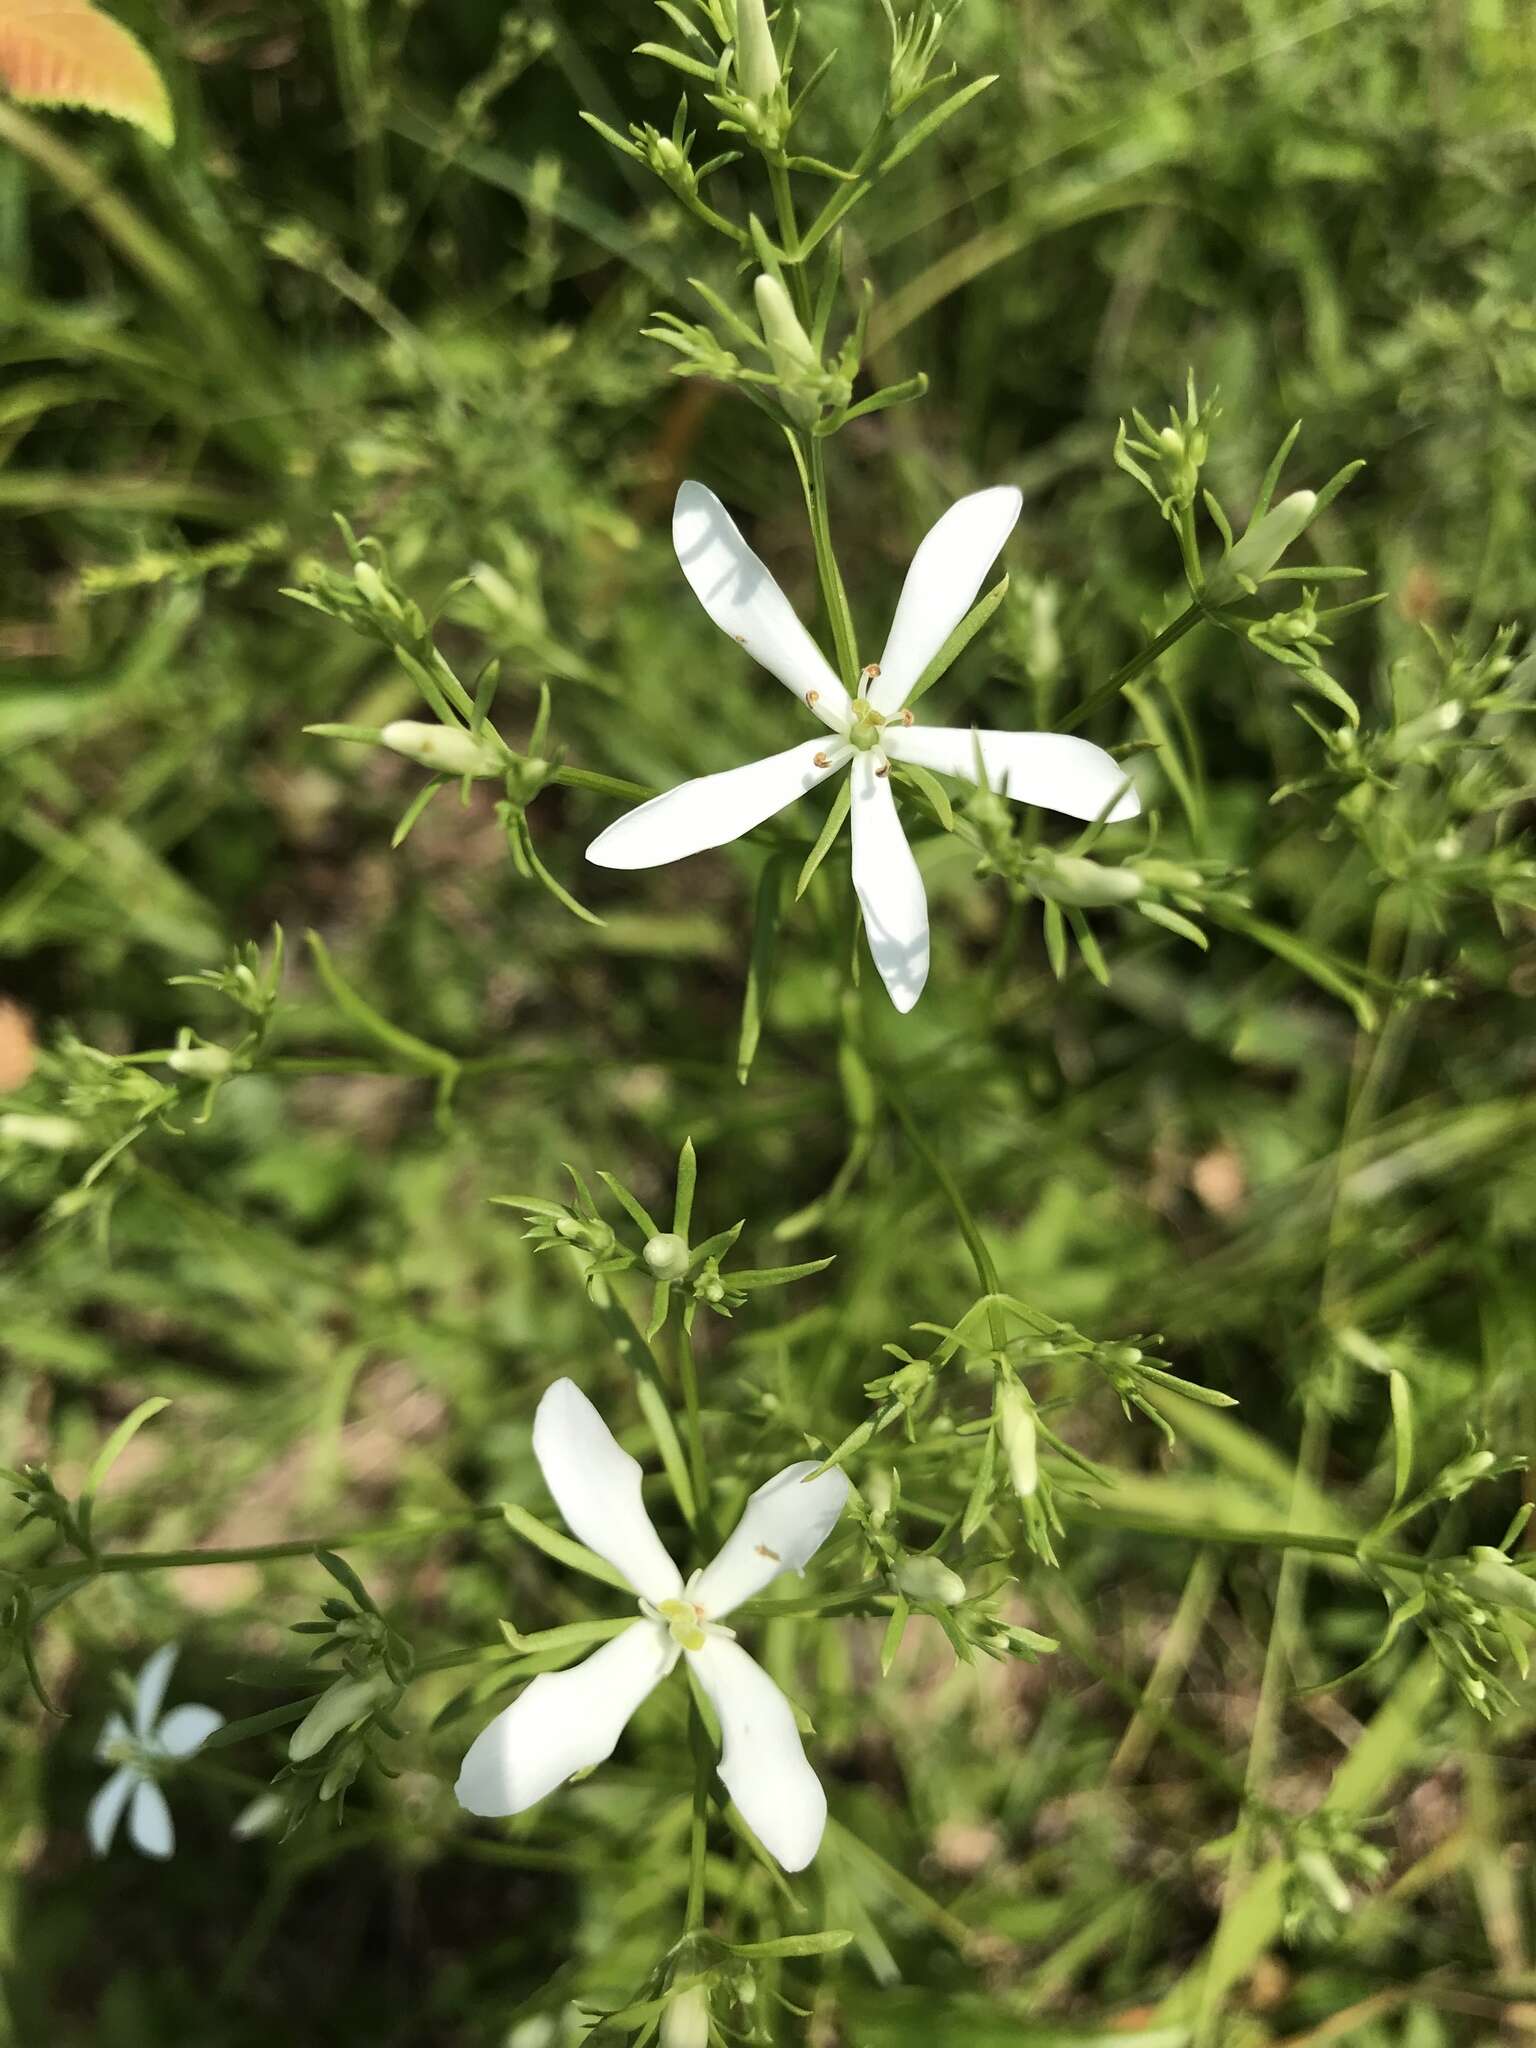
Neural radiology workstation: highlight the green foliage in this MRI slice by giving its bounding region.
[2,3,1536,2044]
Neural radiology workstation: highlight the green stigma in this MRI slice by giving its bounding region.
[848,697,884,753]
[657,1598,708,1653]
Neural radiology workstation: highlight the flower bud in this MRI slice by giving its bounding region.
[1208,489,1317,600]
[995,1382,1038,1500]
[0,1112,84,1152]
[1028,854,1144,908]
[288,1672,391,1762]
[643,1232,692,1283]
[1296,1849,1353,1917]
[733,0,780,102]
[352,559,402,619]
[166,1041,233,1079]
[895,1553,967,1607]
[231,1791,286,1841]
[754,275,821,429]
[1466,1547,1536,1618]
[660,1984,711,2048]
[382,720,503,779]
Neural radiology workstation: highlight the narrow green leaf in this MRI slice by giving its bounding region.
[880,1593,911,1676]
[1389,1369,1414,1509]
[903,573,1009,710]
[502,1504,632,1592]
[79,1396,171,1545]
[796,777,851,898]
[673,1136,697,1239]
[303,723,385,746]
[738,853,790,1084]
[306,930,460,1077]
[720,1931,855,1959]
[892,759,953,830]
[880,74,997,175]
[598,1172,661,1240]
[201,1700,311,1750]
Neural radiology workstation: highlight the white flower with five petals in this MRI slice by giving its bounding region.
[456,1378,848,1872]
[87,1645,224,1860]
[587,481,1141,1011]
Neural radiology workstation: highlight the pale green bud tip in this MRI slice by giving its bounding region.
[381,720,502,779]
[231,1791,286,1841]
[660,1985,711,2048]
[643,1231,692,1282]
[733,0,781,102]
[1297,1849,1352,1917]
[288,1672,390,1762]
[1031,854,1144,908]
[1221,489,1318,588]
[0,1112,85,1152]
[996,1383,1038,1499]
[896,1553,967,1607]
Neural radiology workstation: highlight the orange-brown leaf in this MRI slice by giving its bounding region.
[0,1,174,146]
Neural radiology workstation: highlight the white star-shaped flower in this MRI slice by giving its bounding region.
[587,481,1141,1011]
[87,1645,224,1860]
[456,1378,848,1872]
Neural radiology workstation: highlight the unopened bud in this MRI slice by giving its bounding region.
[895,1553,967,1607]
[643,1232,691,1283]
[231,1791,286,1841]
[754,275,820,429]
[1209,489,1317,600]
[288,1672,391,1762]
[995,1382,1038,1499]
[733,0,781,101]
[1029,854,1144,908]
[352,560,402,618]
[382,720,503,779]
[1297,1849,1352,1917]
[166,1041,233,1079]
[660,1984,711,2048]
[1466,1547,1536,1618]
[0,1112,84,1152]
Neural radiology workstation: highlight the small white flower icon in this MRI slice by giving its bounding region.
[87,1645,224,1860]
[587,482,1140,1011]
[457,1378,847,1872]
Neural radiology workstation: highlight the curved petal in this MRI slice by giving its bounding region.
[693,1463,849,1621]
[532,1378,683,1603]
[885,727,1140,824]
[155,1703,224,1759]
[674,482,850,729]
[456,1620,678,1818]
[870,486,1022,713]
[128,1777,175,1859]
[133,1644,178,1737]
[690,1638,827,1872]
[849,755,928,1013]
[586,741,849,872]
[86,1766,134,1856]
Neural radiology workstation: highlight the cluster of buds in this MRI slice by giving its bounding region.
[280,1552,412,1822]
[497,1140,832,1334]
[1113,375,1218,520]
[5,1461,90,1555]
[1278,1811,1390,1943]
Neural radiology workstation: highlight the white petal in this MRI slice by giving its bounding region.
[86,1766,134,1856]
[885,726,1140,824]
[690,1638,827,1872]
[456,1620,677,1818]
[869,486,1022,713]
[849,755,928,1013]
[133,1645,178,1737]
[95,1710,131,1762]
[155,1703,224,1759]
[128,1777,175,1859]
[673,481,850,729]
[587,741,849,871]
[532,1378,683,1603]
[693,1463,849,1621]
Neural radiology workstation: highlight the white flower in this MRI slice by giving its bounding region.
[456,1378,848,1872]
[86,1645,224,1860]
[586,482,1141,1012]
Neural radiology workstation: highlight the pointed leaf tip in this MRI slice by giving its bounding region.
[0,1,175,147]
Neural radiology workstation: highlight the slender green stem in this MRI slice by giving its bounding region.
[885,1083,1007,1353]
[676,1324,711,1554]
[1061,600,1208,731]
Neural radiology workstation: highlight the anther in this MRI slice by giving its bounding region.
[875,761,890,778]
[861,662,881,681]
[805,689,820,708]
[813,751,829,768]
[900,709,914,726]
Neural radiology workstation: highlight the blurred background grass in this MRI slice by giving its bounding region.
[3,1,1536,2041]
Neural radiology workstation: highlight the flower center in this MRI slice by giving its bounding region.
[848,696,885,753]
[655,1597,709,1653]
